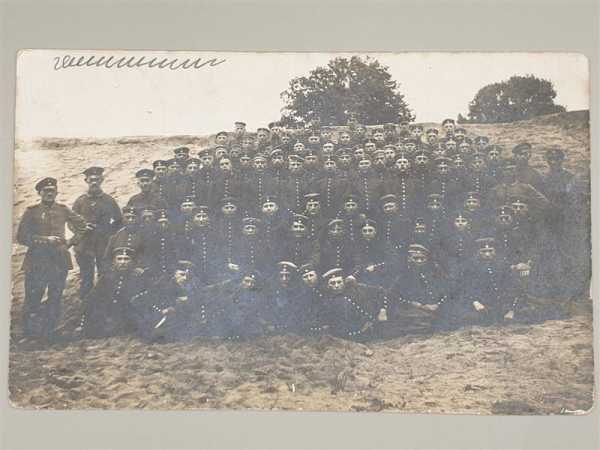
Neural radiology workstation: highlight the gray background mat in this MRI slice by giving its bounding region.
[0,0,598,449]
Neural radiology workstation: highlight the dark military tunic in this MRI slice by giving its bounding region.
[16,202,88,337]
[140,224,178,280]
[103,224,144,268]
[126,191,168,212]
[265,281,313,334]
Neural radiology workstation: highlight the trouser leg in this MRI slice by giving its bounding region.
[42,268,68,337]
[22,270,47,337]
[75,252,95,299]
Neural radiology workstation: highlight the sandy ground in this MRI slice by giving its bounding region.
[9,111,594,412]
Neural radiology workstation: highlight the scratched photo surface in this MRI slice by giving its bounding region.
[9,50,592,412]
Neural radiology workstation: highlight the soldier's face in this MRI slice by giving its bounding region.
[272,126,281,135]
[405,142,416,153]
[308,136,319,145]
[253,159,266,171]
[154,165,167,177]
[344,200,358,214]
[137,177,153,192]
[515,151,531,165]
[186,162,199,174]
[382,201,397,215]
[374,155,386,167]
[141,211,155,225]
[465,197,480,211]
[240,157,251,168]
[353,148,365,160]
[242,224,257,236]
[511,201,529,216]
[433,147,446,158]
[242,138,253,149]
[454,215,470,232]
[477,139,488,149]
[306,199,320,215]
[445,141,457,152]
[241,275,255,289]
[338,154,351,168]
[329,222,344,238]
[427,133,437,144]
[324,160,337,172]
[222,203,237,216]
[214,148,227,160]
[479,246,496,260]
[487,148,501,161]
[123,212,137,225]
[216,134,227,145]
[193,211,210,227]
[39,186,57,203]
[361,224,377,240]
[257,131,268,141]
[415,154,429,167]
[291,221,306,238]
[174,269,189,286]
[339,133,351,145]
[305,154,318,168]
[174,152,188,161]
[281,135,290,144]
[444,123,455,133]
[459,143,471,154]
[395,158,410,173]
[113,254,133,272]
[262,201,279,216]
[219,159,232,173]
[181,201,195,215]
[358,159,372,171]
[293,143,305,154]
[384,148,396,161]
[302,270,318,287]
[365,143,376,153]
[328,276,345,292]
[496,211,513,226]
[279,268,292,286]
[85,175,104,191]
[235,124,246,135]
[374,132,384,142]
[437,162,450,175]
[168,162,181,175]
[230,148,241,159]
[356,125,366,136]
[408,251,428,266]
[414,127,423,137]
[200,155,214,167]
[321,130,332,140]
[289,160,302,173]
[271,155,284,168]
[322,143,334,155]
[455,129,465,139]
[471,158,485,171]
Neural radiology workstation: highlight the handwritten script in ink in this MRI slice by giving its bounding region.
[53,54,227,71]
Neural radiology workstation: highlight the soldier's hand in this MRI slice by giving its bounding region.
[366,265,376,273]
[512,262,531,278]
[377,308,388,322]
[135,268,145,275]
[360,321,373,333]
[473,301,486,312]
[161,307,176,316]
[85,223,97,231]
[46,236,62,245]
[422,303,439,312]
[228,263,240,272]
[504,310,515,320]
[410,301,423,308]
[176,296,188,304]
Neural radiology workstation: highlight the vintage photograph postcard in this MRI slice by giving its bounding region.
[9,50,592,413]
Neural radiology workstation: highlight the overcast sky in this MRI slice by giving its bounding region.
[16,51,589,139]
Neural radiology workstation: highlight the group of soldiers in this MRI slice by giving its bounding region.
[15,117,588,342]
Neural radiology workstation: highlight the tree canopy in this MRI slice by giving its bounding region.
[280,56,414,127]
[466,75,566,123]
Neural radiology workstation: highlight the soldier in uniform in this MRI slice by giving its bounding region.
[173,146,190,163]
[216,196,243,277]
[173,196,197,259]
[197,148,216,208]
[211,157,242,211]
[215,130,229,147]
[441,118,455,137]
[352,219,391,287]
[474,135,490,153]
[302,192,326,241]
[259,194,289,250]
[81,247,146,338]
[319,218,358,274]
[127,169,168,211]
[16,178,89,339]
[316,157,350,218]
[141,208,178,281]
[454,127,466,144]
[71,167,122,301]
[383,123,398,145]
[181,157,202,205]
[484,144,504,180]
[231,217,272,276]
[430,156,459,212]
[282,155,307,213]
[103,205,144,267]
[335,192,365,244]
[315,268,386,340]
[151,160,169,203]
[352,157,383,216]
[282,214,319,269]
[512,142,545,191]
[413,149,432,210]
[233,121,247,144]
[184,206,221,286]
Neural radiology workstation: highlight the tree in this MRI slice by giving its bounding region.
[280,56,414,127]
[456,113,468,124]
[467,75,566,123]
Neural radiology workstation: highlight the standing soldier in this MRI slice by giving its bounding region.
[215,130,229,147]
[398,120,411,140]
[316,157,350,219]
[283,214,319,269]
[197,148,216,208]
[232,121,247,144]
[173,146,190,164]
[454,127,467,144]
[127,169,168,211]
[103,206,144,268]
[335,192,365,244]
[151,160,169,203]
[211,157,242,211]
[259,194,289,247]
[352,157,382,216]
[141,209,178,281]
[413,149,432,210]
[16,177,89,339]
[383,123,398,145]
[473,135,489,153]
[512,142,545,191]
[267,148,288,198]
[181,157,202,205]
[484,144,504,180]
[231,217,272,276]
[303,192,326,241]
[441,118,455,137]
[319,218,357,274]
[282,155,307,213]
[430,156,459,212]
[216,196,243,278]
[72,166,122,301]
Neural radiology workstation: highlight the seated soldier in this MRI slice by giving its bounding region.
[130,260,205,341]
[103,205,144,269]
[319,218,358,274]
[282,213,319,269]
[314,268,386,340]
[187,206,221,286]
[140,208,178,281]
[80,247,146,338]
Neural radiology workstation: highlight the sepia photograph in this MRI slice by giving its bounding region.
[9,50,592,413]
